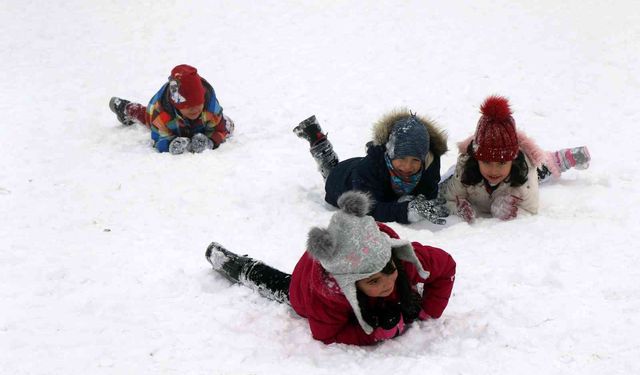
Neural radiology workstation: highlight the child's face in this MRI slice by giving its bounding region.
[179,104,205,120]
[356,267,398,298]
[391,156,422,177]
[478,160,513,186]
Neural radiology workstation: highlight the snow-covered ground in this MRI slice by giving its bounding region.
[2,1,639,374]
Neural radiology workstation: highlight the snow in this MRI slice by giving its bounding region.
[2,0,640,374]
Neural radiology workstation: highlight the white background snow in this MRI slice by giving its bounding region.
[2,1,640,374]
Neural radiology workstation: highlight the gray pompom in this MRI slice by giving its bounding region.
[306,227,336,261]
[337,191,371,217]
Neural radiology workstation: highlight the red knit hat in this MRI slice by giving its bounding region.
[472,96,519,162]
[168,64,205,110]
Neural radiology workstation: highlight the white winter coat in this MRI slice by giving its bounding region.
[439,131,559,218]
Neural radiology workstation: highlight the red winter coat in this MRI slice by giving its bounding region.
[288,223,456,345]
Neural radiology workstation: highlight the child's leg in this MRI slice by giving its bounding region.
[109,97,147,126]
[293,115,339,180]
[206,242,291,304]
[538,146,591,183]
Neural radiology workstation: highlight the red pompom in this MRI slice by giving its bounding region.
[480,95,512,121]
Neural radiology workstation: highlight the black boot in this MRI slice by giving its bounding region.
[205,242,292,303]
[109,97,135,126]
[205,242,255,283]
[293,115,327,146]
[310,139,339,179]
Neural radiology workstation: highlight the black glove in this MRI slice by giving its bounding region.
[190,133,214,153]
[408,195,449,225]
[376,303,403,330]
[169,137,191,155]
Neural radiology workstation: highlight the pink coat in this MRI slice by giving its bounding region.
[288,223,456,345]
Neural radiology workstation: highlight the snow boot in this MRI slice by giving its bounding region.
[553,146,591,172]
[205,242,291,303]
[109,97,135,126]
[310,139,339,180]
[206,242,255,283]
[293,115,327,146]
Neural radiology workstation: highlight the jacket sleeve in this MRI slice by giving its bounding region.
[307,296,378,346]
[439,156,469,214]
[207,114,230,146]
[202,93,230,147]
[149,110,176,153]
[512,155,540,215]
[412,243,456,319]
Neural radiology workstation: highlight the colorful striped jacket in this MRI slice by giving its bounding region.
[146,79,230,153]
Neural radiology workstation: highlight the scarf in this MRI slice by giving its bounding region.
[385,154,422,196]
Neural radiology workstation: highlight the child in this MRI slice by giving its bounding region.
[293,110,449,225]
[109,64,234,154]
[439,95,591,222]
[205,191,456,346]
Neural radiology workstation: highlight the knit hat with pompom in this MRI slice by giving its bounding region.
[472,95,519,162]
[306,191,429,334]
[168,64,205,110]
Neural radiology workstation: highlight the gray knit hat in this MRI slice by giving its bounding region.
[386,115,430,161]
[306,191,429,334]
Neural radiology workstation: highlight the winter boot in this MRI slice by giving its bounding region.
[109,97,135,126]
[293,115,327,146]
[553,146,591,172]
[310,139,339,180]
[206,242,255,283]
[205,242,291,303]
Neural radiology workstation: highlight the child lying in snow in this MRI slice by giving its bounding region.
[109,64,234,154]
[439,95,590,222]
[293,110,449,225]
[205,191,456,346]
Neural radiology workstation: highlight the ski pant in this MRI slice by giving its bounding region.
[240,261,292,305]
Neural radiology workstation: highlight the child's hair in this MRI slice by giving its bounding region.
[461,143,529,187]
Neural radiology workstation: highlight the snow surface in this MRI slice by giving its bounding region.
[2,0,640,374]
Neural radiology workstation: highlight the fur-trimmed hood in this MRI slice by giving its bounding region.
[371,109,448,158]
[458,131,561,177]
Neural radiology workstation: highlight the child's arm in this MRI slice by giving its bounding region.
[306,300,379,346]
[438,155,469,214]
[150,112,176,153]
[202,95,230,148]
[412,244,456,319]
[514,159,540,215]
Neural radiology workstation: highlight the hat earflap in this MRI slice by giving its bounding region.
[391,242,430,279]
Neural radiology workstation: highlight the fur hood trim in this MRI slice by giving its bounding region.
[371,108,448,157]
[457,131,560,177]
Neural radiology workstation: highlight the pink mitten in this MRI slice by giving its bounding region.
[372,315,405,341]
[490,194,522,220]
[456,196,476,223]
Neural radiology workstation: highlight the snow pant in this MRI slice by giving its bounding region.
[239,260,292,305]
[125,102,150,127]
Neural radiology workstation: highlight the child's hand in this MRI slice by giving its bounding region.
[491,193,522,220]
[190,133,214,153]
[456,197,476,223]
[408,195,449,225]
[372,314,405,341]
[169,137,191,155]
